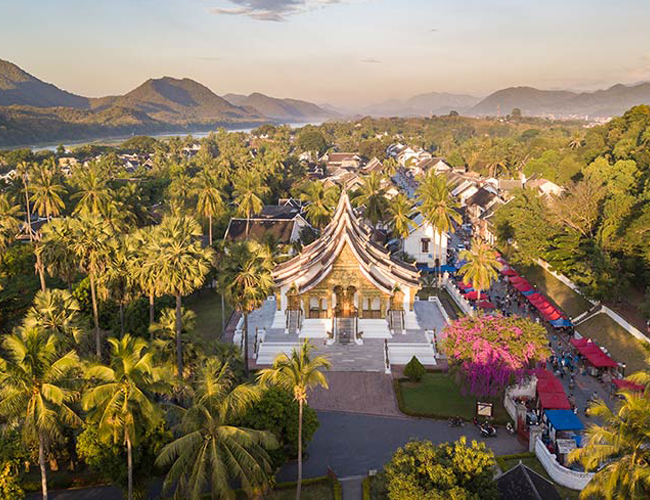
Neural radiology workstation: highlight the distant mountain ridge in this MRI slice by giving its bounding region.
[471,83,650,117]
[0,59,90,108]
[224,92,333,121]
[362,92,480,117]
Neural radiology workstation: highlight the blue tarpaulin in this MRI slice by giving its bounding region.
[549,318,573,328]
[521,289,535,296]
[545,410,584,431]
[416,264,457,274]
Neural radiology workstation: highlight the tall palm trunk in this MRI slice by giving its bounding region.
[23,176,32,242]
[35,244,46,292]
[39,432,48,500]
[243,311,249,379]
[89,273,101,357]
[119,302,125,338]
[296,399,303,500]
[175,294,183,380]
[220,293,226,336]
[149,291,155,330]
[126,434,133,500]
[208,214,213,246]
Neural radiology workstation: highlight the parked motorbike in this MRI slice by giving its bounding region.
[506,422,516,436]
[480,423,497,437]
[448,416,465,427]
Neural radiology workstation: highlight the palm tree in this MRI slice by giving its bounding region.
[30,159,66,221]
[83,335,170,500]
[416,173,462,274]
[70,214,114,357]
[383,157,399,178]
[0,327,82,500]
[233,170,269,236]
[458,239,500,304]
[129,226,160,327]
[0,192,22,259]
[38,217,78,291]
[221,241,274,378]
[168,171,194,213]
[568,391,650,499]
[149,307,199,377]
[193,168,224,245]
[258,342,330,500]
[98,235,137,337]
[300,181,339,229]
[145,216,215,379]
[71,164,114,216]
[23,289,83,350]
[156,357,276,499]
[15,160,33,242]
[387,193,413,245]
[351,172,387,227]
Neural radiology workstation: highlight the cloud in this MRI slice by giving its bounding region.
[430,28,439,32]
[360,58,381,64]
[210,0,353,22]
[198,56,222,61]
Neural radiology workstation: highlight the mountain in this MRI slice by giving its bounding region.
[362,92,479,117]
[470,87,577,116]
[0,60,269,147]
[0,59,90,108]
[224,92,332,121]
[470,83,650,118]
[93,77,261,124]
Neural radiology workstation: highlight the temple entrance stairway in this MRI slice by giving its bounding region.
[336,317,355,345]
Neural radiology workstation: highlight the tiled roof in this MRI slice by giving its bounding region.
[273,192,420,294]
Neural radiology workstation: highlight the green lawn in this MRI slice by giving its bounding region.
[518,264,592,319]
[185,290,232,344]
[497,453,579,499]
[235,478,336,499]
[397,372,510,424]
[578,313,649,374]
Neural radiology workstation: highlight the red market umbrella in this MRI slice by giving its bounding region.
[542,310,563,321]
[464,291,479,300]
[570,338,589,348]
[612,379,644,392]
[502,268,518,277]
[538,391,571,410]
[478,300,496,309]
[537,376,565,393]
[509,276,527,284]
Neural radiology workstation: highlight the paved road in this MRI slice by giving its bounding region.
[277,410,526,482]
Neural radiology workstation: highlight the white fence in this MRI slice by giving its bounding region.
[428,296,452,325]
[535,438,594,490]
[442,276,474,316]
[536,259,650,345]
[503,377,536,423]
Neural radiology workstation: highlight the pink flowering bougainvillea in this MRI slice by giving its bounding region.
[442,315,550,398]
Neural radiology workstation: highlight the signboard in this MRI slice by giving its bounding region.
[556,439,577,454]
[476,402,493,417]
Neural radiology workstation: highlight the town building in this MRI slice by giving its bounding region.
[402,213,449,269]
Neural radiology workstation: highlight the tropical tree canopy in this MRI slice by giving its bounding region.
[442,315,550,397]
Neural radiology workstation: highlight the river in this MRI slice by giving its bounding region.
[25,121,321,152]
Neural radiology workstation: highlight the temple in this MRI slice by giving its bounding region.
[272,191,421,342]
[234,192,449,371]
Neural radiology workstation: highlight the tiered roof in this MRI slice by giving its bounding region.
[273,192,420,294]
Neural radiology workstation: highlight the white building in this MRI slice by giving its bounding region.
[403,213,448,269]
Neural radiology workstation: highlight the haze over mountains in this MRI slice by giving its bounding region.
[2,57,650,147]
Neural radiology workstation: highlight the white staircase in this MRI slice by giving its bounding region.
[271,311,285,330]
[388,310,404,334]
[300,318,330,339]
[387,343,436,366]
[256,342,300,365]
[404,310,420,330]
[358,319,392,339]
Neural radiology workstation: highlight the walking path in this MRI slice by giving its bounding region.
[277,410,526,482]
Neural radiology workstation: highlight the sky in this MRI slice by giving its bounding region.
[2,0,650,107]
